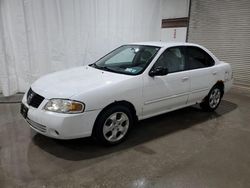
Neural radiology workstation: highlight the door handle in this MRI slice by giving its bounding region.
[212,71,217,75]
[182,77,189,81]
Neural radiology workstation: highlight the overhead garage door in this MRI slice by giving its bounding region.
[188,0,250,86]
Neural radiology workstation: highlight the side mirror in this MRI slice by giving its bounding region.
[149,66,168,77]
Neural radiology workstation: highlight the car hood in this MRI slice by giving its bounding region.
[31,66,132,99]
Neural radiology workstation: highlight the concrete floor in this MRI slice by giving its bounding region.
[0,87,250,188]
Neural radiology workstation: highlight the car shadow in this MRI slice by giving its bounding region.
[32,100,237,161]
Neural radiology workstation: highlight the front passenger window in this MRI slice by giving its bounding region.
[153,47,185,73]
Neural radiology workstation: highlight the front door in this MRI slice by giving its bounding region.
[142,46,190,118]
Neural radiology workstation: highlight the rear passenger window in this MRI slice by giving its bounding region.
[187,47,215,69]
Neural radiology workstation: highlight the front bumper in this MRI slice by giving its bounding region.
[22,95,101,139]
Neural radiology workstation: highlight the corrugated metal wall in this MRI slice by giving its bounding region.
[188,0,250,86]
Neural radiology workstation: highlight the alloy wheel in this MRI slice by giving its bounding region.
[103,112,130,142]
[209,88,221,109]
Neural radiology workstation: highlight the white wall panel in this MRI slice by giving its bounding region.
[161,0,189,19]
[161,28,187,42]
[160,0,189,42]
[0,0,161,96]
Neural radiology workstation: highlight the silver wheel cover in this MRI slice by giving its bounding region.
[103,112,130,142]
[209,88,221,109]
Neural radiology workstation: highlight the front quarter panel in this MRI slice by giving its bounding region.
[72,75,144,118]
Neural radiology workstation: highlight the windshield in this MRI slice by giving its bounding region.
[89,45,160,75]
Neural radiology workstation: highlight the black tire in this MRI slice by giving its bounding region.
[92,105,133,146]
[200,85,223,112]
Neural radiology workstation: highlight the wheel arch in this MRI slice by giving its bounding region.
[214,80,224,97]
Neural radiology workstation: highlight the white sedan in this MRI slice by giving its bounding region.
[21,42,233,145]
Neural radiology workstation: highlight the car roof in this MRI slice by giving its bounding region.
[129,41,200,48]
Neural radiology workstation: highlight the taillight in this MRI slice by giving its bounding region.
[224,71,229,81]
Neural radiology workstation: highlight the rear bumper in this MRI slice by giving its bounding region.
[224,78,233,93]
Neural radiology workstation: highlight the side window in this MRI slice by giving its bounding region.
[153,47,186,73]
[187,47,215,70]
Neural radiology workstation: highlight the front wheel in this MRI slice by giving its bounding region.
[93,105,133,145]
[200,85,223,111]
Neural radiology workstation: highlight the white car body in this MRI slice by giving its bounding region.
[21,42,233,139]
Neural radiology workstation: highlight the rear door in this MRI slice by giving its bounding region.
[186,46,217,104]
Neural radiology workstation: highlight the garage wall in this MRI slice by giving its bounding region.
[188,0,250,86]
[0,0,162,96]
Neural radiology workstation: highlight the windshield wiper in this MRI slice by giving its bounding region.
[99,66,116,72]
[89,63,116,72]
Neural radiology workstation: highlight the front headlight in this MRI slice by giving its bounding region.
[44,99,85,114]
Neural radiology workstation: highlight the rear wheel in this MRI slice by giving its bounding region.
[200,85,223,111]
[93,105,133,145]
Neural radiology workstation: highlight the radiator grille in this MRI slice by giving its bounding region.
[27,88,44,108]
